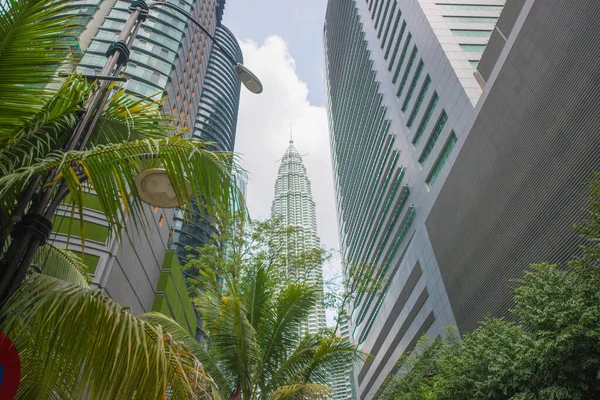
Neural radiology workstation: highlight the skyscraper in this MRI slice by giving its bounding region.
[271,139,327,334]
[50,0,224,319]
[324,0,600,398]
[331,317,355,400]
[171,23,243,263]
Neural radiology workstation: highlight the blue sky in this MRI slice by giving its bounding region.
[223,0,327,106]
[221,1,341,324]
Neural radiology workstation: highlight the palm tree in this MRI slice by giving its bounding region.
[0,0,241,299]
[2,244,217,399]
[146,263,365,400]
[0,0,241,397]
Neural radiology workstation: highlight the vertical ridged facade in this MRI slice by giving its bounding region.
[171,24,243,262]
[324,0,503,397]
[192,25,241,151]
[426,0,600,332]
[271,142,327,334]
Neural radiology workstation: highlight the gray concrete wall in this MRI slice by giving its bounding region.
[427,0,600,333]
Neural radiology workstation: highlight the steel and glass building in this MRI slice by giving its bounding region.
[324,0,600,398]
[331,318,355,400]
[171,23,243,263]
[50,0,225,326]
[271,141,327,334]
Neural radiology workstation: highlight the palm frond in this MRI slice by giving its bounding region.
[91,85,176,145]
[262,283,319,365]
[300,336,366,384]
[242,264,273,330]
[270,383,331,400]
[0,0,78,132]
[1,273,212,399]
[198,285,259,398]
[143,312,232,399]
[33,243,90,287]
[0,75,91,175]
[268,335,321,391]
[0,136,244,241]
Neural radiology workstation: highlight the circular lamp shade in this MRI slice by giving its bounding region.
[234,63,263,94]
[134,168,192,208]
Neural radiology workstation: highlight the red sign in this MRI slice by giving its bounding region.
[0,332,20,399]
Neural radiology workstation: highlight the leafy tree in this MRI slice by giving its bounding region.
[324,258,387,334]
[380,173,600,400]
[165,212,365,399]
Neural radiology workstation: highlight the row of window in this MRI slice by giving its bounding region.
[371,0,461,190]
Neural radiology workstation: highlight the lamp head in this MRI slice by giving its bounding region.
[134,168,192,208]
[234,63,263,94]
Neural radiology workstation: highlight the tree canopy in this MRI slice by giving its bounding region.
[169,212,366,399]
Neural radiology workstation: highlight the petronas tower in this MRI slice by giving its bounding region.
[271,139,327,334]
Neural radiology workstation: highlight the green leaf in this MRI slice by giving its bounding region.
[33,243,90,287]
[0,0,79,133]
[1,273,212,399]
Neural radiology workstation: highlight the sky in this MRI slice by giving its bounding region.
[222,1,342,323]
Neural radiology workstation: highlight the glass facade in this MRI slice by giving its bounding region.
[419,111,448,164]
[78,0,197,100]
[437,0,506,67]
[406,75,431,127]
[49,0,221,317]
[412,92,439,145]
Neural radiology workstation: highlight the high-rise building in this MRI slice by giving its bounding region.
[171,23,243,263]
[271,140,327,334]
[324,0,600,398]
[331,317,355,400]
[50,0,223,323]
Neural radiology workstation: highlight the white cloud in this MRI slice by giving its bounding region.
[235,36,342,326]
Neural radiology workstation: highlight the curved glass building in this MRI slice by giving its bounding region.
[171,24,243,263]
[192,25,242,152]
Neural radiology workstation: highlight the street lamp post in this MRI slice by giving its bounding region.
[0,0,262,305]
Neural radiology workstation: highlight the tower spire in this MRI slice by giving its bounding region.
[289,124,293,144]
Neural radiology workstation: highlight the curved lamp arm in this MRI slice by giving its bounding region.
[147,1,263,94]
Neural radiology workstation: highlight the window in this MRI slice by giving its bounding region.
[443,16,498,23]
[381,2,398,49]
[419,111,448,164]
[407,75,431,127]
[426,132,458,186]
[387,21,406,70]
[401,59,423,110]
[460,44,487,52]
[451,29,492,37]
[412,92,438,144]
[397,45,418,97]
[377,0,393,38]
[436,4,503,11]
[392,32,411,83]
